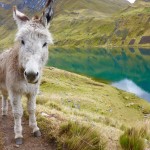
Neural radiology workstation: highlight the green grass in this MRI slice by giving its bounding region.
[120,128,145,150]
[0,0,149,49]
[50,5,150,48]
[55,0,129,15]
[58,121,105,150]
[22,67,150,149]
[49,0,150,48]
[38,118,106,150]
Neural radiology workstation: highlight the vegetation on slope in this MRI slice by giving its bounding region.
[22,67,150,149]
[0,0,149,49]
[48,47,150,93]
[0,0,133,49]
[55,0,129,16]
[120,121,150,150]
[51,0,150,48]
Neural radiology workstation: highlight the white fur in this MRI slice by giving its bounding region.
[2,94,8,116]
[0,7,53,140]
[13,9,29,28]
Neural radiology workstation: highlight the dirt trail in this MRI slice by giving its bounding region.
[0,101,53,150]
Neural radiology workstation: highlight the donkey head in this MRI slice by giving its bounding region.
[13,0,54,84]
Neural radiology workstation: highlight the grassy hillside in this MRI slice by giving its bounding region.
[0,0,149,49]
[50,0,150,48]
[21,67,150,149]
[0,66,149,149]
[48,47,150,93]
[55,0,129,16]
[0,0,130,50]
[0,67,149,149]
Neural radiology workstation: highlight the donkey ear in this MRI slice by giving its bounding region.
[13,6,29,28]
[40,0,54,28]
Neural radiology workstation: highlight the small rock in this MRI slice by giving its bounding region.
[126,102,135,107]
[124,96,129,100]
[41,112,49,117]
[109,109,112,112]
[14,145,20,148]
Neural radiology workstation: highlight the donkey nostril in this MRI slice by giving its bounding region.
[24,71,38,82]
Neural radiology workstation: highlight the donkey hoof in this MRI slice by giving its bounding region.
[34,130,41,137]
[2,112,7,117]
[15,138,23,145]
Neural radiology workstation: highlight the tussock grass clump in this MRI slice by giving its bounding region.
[37,116,58,143]
[37,114,106,150]
[120,128,145,150]
[137,120,150,140]
[59,122,106,150]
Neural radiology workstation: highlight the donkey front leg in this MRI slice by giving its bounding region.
[9,92,23,145]
[1,93,8,116]
[27,94,41,137]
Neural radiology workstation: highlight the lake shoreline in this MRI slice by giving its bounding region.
[48,47,150,103]
[49,45,150,51]
[27,67,150,149]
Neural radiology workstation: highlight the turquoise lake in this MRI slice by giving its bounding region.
[47,47,150,102]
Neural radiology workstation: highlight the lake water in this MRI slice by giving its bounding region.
[47,47,150,102]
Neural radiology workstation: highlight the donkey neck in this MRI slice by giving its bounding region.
[9,43,25,78]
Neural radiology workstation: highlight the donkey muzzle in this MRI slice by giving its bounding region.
[24,71,39,84]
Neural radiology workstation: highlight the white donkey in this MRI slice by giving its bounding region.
[0,0,54,145]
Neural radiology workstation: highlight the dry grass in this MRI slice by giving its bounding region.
[37,116,106,150]
[120,120,150,150]
[22,67,150,150]
[135,120,150,140]
[120,128,145,150]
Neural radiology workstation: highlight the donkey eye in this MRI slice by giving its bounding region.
[43,42,47,47]
[21,40,25,45]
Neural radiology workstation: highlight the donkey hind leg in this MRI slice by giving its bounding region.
[9,92,23,144]
[1,93,8,116]
[27,95,41,137]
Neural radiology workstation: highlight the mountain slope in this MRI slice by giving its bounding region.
[0,0,129,49]
[50,0,150,48]
[135,0,150,5]
[55,0,129,15]
[111,0,150,47]
[26,67,150,149]
[0,0,149,49]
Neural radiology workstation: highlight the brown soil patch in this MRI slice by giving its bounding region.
[0,101,54,150]
[139,36,150,44]
[129,39,135,45]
